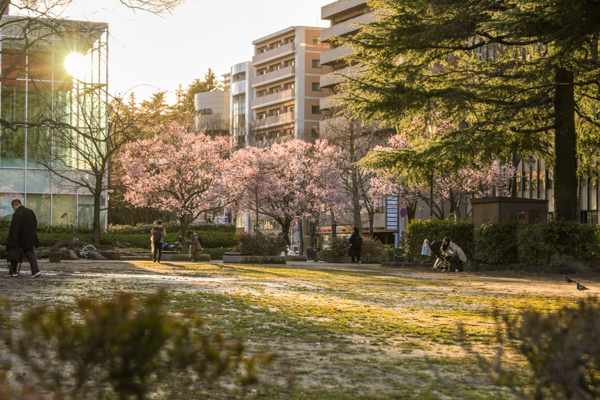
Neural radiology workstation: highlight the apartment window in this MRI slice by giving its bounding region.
[312,59,321,68]
[312,36,321,45]
[258,91,265,97]
[273,88,280,93]
[312,82,321,91]
[285,83,295,90]
[312,105,321,114]
[289,106,295,113]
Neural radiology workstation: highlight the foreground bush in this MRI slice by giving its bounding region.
[0,290,272,400]
[462,298,600,399]
[235,233,286,256]
[474,220,519,265]
[517,220,600,267]
[404,219,474,263]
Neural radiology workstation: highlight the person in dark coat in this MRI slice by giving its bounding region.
[348,227,363,265]
[6,199,41,278]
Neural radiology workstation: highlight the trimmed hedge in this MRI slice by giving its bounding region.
[517,220,600,267]
[107,223,236,235]
[0,231,236,250]
[474,220,519,265]
[404,219,474,263]
[201,248,229,261]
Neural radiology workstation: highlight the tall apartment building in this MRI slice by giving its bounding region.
[319,0,376,113]
[250,26,331,147]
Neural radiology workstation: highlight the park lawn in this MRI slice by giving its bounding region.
[1,261,587,399]
[134,262,577,399]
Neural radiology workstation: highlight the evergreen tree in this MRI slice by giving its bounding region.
[339,0,600,221]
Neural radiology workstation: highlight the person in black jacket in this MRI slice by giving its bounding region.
[348,227,363,265]
[6,199,41,278]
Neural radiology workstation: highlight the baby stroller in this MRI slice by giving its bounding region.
[427,240,452,272]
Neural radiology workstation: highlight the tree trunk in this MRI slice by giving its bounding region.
[330,210,337,239]
[351,168,362,234]
[368,209,375,238]
[298,218,304,256]
[92,190,102,245]
[180,214,189,252]
[554,67,578,221]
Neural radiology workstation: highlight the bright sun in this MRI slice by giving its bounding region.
[65,53,88,80]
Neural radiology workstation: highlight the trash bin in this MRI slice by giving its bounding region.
[308,248,320,261]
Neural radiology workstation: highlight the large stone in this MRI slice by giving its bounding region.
[87,251,107,260]
[51,241,65,252]
[40,250,51,258]
[59,248,78,260]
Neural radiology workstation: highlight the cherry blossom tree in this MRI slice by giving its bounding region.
[118,122,232,250]
[367,120,515,219]
[226,139,349,254]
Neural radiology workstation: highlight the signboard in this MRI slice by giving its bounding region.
[400,208,408,218]
[400,196,408,206]
[386,196,399,231]
[290,220,296,227]
[315,226,353,234]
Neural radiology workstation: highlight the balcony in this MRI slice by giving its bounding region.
[320,93,343,111]
[320,65,365,89]
[251,88,295,109]
[321,11,378,41]
[252,43,295,66]
[251,112,295,130]
[321,0,368,20]
[320,45,353,65]
[252,66,295,88]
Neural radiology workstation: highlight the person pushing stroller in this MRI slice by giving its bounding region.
[432,237,467,272]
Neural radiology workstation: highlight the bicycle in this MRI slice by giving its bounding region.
[81,244,97,258]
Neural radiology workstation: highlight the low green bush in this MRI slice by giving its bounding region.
[404,219,474,263]
[0,290,272,399]
[467,298,600,399]
[235,233,286,256]
[201,247,230,260]
[318,236,350,261]
[517,220,600,267]
[318,236,388,263]
[474,220,519,265]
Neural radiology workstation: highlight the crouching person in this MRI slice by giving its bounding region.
[442,237,467,272]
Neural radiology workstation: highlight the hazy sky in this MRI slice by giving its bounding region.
[58,0,331,103]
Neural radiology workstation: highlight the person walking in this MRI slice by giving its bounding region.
[152,220,167,263]
[187,230,203,262]
[6,199,41,278]
[348,227,363,265]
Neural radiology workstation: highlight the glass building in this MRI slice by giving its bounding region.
[0,15,108,227]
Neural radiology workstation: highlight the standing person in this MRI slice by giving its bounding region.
[187,230,203,262]
[6,199,41,278]
[441,237,467,271]
[151,220,167,263]
[348,227,363,265]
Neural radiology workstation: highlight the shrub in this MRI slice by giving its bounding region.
[463,299,600,399]
[517,220,600,267]
[235,232,286,256]
[360,237,389,263]
[107,222,236,235]
[0,290,272,399]
[318,236,350,261]
[474,220,518,265]
[201,247,230,260]
[404,219,474,263]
